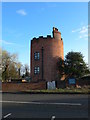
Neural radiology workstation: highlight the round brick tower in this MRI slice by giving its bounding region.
[31,27,64,82]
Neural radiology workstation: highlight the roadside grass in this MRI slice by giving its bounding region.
[25,87,90,94]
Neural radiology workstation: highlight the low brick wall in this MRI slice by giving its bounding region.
[56,80,66,88]
[2,81,46,92]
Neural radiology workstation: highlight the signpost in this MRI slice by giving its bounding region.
[68,78,76,87]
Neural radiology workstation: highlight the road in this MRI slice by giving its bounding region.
[1,93,89,119]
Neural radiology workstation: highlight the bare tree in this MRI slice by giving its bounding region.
[24,64,30,77]
[2,49,22,81]
[16,62,22,78]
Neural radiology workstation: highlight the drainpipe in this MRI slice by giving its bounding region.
[41,47,44,80]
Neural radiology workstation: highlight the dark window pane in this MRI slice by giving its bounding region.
[34,52,39,60]
[34,66,40,74]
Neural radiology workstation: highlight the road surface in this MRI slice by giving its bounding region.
[1,93,89,119]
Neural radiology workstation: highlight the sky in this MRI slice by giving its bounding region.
[2,2,88,68]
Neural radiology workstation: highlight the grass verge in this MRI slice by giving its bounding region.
[24,87,90,94]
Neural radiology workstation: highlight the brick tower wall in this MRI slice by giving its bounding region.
[31,27,64,82]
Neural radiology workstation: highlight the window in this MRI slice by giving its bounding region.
[34,52,39,60]
[34,66,40,74]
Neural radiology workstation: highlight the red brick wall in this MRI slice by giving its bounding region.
[2,82,46,92]
[31,28,64,82]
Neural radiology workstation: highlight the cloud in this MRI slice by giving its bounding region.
[72,26,88,33]
[79,34,88,39]
[72,28,81,33]
[79,26,88,34]
[0,40,25,48]
[0,40,14,45]
[16,9,27,16]
[72,25,88,40]
[79,26,88,40]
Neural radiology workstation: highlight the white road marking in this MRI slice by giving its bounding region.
[51,115,56,120]
[3,113,12,118]
[0,101,82,106]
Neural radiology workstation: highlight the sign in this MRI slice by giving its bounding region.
[68,78,76,85]
[47,81,56,90]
